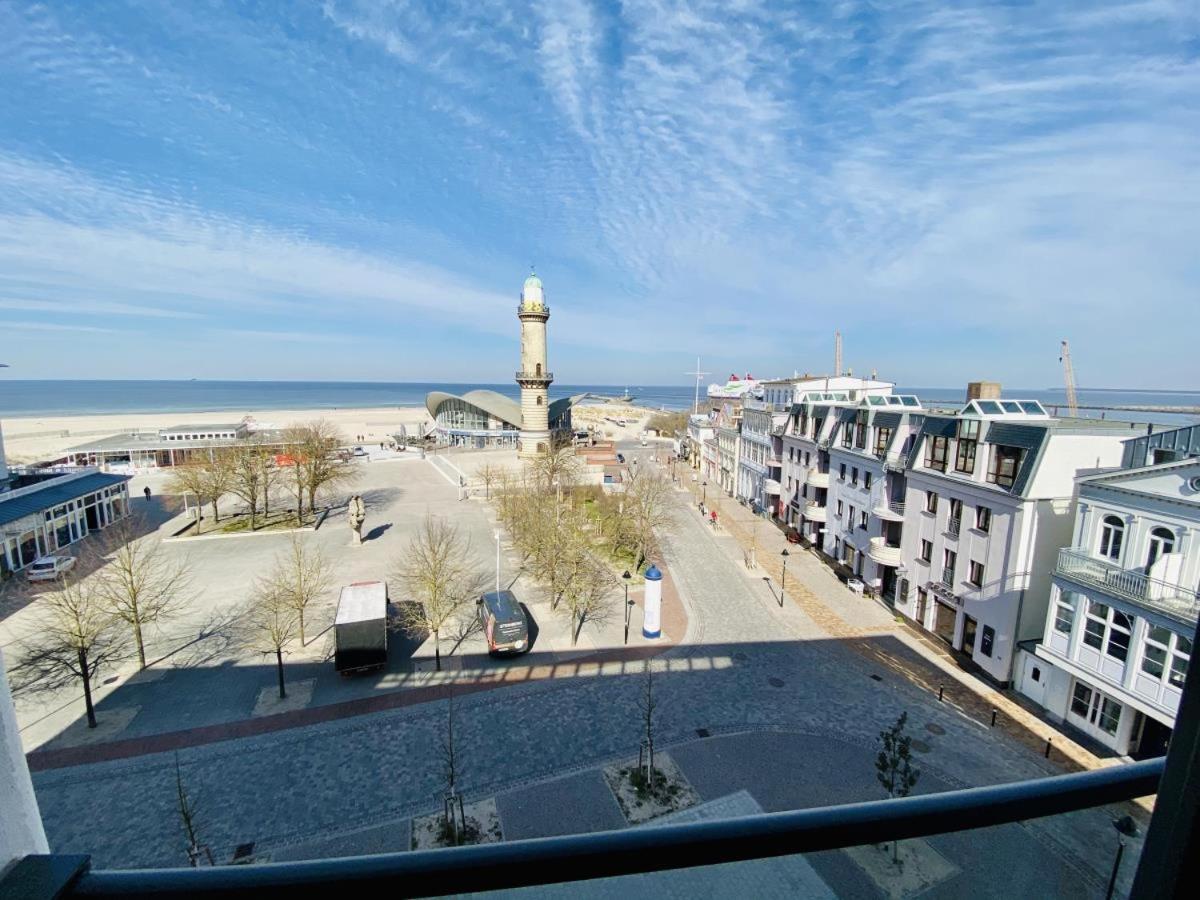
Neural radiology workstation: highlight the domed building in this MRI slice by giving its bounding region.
[425,271,581,453]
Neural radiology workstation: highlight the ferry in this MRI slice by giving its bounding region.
[707,373,765,400]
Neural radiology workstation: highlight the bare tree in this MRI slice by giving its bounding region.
[247,581,300,698]
[392,515,487,671]
[526,446,581,491]
[876,711,921,864]
[441,691,467,845]
[559,547,616,646]
[167,463,212,531]
[265,535,331,646]
[477,463,501,500]
[638,660,658,789]
[95,518,192,669]
[624,469,673,571]
[10,570,128,728]
[227,443,264,528]
[175,752,215,867]
[298,419,357,514]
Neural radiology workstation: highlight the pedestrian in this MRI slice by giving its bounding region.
[143,485,152,501]
[710,509,718,529]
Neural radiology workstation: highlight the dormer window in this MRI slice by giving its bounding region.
[924,435,949,472]
[986,444,1022,488]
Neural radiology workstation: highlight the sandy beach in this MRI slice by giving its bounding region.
[0,402,662,465]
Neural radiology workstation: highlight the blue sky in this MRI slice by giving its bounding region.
[0,1,1197,388]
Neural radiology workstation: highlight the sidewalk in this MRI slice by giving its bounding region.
[672,463,1130,786]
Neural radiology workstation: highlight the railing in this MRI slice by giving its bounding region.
[515,370,554,382]
[948,518,961,537]
[1056,548,1200,623]
[941,570,954,588]
[517,302,551,315]
[5,759,1164,898]
[868,536,903,566]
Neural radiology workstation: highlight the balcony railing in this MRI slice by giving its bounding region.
[3,759,1164,898]
[515,370,554,382]
[948,518,961,538]
[868,536,903,566]
[1056,548,1200,623]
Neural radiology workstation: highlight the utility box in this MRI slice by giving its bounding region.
[334,581,389,674]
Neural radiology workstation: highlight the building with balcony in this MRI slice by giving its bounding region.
[736,399,787,515]
[823,395,924,599]
[684,414,714,472]
[895,397,1144,685]
[1016,423,1200,757]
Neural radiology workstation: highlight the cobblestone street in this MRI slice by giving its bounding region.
[24,454,1150,895]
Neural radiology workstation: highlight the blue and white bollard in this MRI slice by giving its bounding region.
[643,565,663,639]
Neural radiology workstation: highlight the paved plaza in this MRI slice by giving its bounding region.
[3,448,1152,895]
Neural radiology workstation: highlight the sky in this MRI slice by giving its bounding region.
[0,1,1197,389]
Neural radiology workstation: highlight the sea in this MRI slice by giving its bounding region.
[0,380,1196,426]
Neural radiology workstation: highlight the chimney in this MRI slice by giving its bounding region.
[967,381,1002,401]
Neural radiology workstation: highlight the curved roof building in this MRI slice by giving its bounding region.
[425,389,582,448]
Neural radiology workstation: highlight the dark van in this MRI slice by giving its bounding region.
[478,590,530,655]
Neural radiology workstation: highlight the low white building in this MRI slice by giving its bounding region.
[894,398,1143,685]
[1016,423,1200,757]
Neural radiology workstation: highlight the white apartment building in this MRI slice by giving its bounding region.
[1016,423,1200,757]
[737,399,787,515]
[822,395,924,601]
[896,398,1140,685]
[685,414,714,473]
[760,375,894,408]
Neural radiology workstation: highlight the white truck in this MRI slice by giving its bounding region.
[334,581,389,674]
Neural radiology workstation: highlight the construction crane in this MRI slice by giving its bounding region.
[685,356,710,415]
[1059,340,1078,417]
[834,331,843,377]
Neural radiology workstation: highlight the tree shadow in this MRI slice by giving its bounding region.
[363,523,393,542]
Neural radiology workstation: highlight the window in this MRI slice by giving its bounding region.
[851,467,858,485]
[859,511,868,530]
[854,412,868,449]
[848,505,855,523]
[1070,682,1092,718]
[925,491,938,514]
[839,463,846,480]
[975,505,992,533]
[942,549,957,585]
[924,435,949,472]
[874,427,892,457]
[864,472,872,490]
[1098,515,1124,561]
[1106,611,1134,662]
[1083,601,1109,650]
[968,560,984,587]
[1072,683,1121,736]
[841,424,853,448]
[836,500,844,518]
[948,498,963,534]
[536,395,543,405]
[1143,627,1191,689]
[1053,594,1076,634]
[986,444,1023,488]
[919,540,933,563]
[1146,526,1175,570]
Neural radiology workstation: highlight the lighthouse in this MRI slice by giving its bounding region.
[516,271,553,458]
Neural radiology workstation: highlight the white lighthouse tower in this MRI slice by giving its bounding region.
[516,271,553,458]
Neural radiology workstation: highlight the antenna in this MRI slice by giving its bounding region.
[834,331,843,377]
[685,356,710,415]
[1059,340,1078,417]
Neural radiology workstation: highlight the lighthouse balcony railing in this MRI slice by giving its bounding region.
[516,371,554,382]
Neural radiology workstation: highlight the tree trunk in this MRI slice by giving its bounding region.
[275,648,286,698]
[433,629,442,671]
[211,498,220,523]
[79,648,97,728]
[134,619,147,670]
[298,608,306,646]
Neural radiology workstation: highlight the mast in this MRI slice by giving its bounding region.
[1060,340,1078,417]
[685,356,710,415]
[834,331,843,377]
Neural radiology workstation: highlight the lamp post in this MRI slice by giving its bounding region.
[701,480,707,505]
[780,548,789,608]
[623,570,633,645]
[1105,815,1139,900]
[493,530,502,595]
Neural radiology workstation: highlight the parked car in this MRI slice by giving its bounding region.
[477,590,530,655]
[26,555,76,582]
[352,446,367,457]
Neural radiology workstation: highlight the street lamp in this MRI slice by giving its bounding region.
[622,570,633,645]
[701,480,708,505]
[1105,815,1139,900]
[780,548,789,608]
[493,530,502,594]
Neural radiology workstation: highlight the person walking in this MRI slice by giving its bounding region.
[710,508,718,530]
[143,486,152,502]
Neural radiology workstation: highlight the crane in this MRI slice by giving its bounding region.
[1059,340,1078,417]
[834,331,843,377]
[685,356,710,415]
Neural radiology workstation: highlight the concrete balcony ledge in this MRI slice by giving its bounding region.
[872,500,905,522]
[807,471,830,489]
[803,501,827,522]
[1055,548,1199,624]
[868,537,902,567]
[515,371,554,383]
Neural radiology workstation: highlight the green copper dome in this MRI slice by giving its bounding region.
[523,273,543,290]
